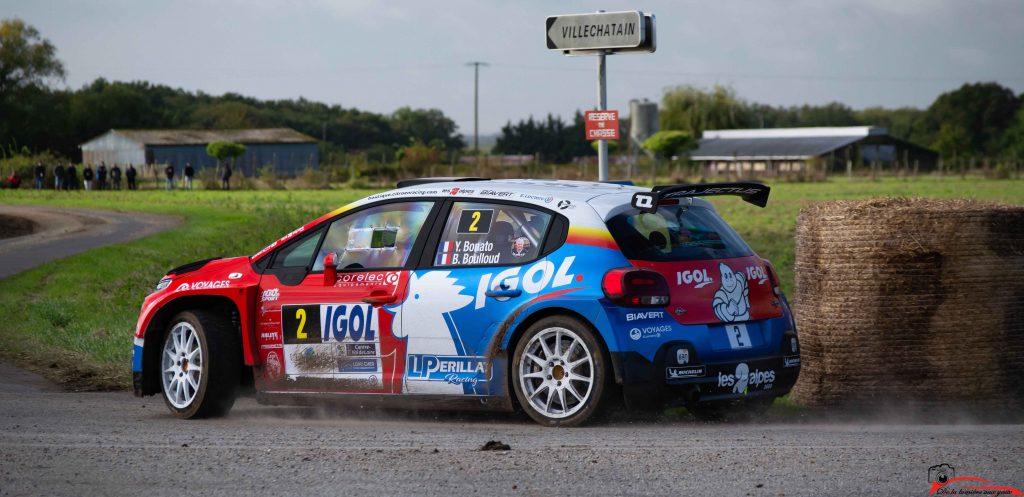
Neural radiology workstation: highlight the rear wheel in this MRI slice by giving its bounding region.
[160,310,240,419]
[512,316,609,427]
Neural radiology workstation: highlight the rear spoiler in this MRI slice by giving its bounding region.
[396,177,489,189]
[630,182,770,212]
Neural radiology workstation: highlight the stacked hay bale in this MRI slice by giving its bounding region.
[790,198,1024,409]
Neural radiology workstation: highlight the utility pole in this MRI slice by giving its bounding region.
[597,50,608,181]
[465,61,489,155]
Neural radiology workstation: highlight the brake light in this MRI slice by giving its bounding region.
[762,259,781,295]
[602,268,670,307]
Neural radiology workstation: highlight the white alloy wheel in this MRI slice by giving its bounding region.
[518,327,595,419]
[161,321,203,409]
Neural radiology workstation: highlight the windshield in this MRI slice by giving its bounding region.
[606,204,754,262]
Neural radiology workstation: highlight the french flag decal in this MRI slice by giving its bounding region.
[437,241,454,265]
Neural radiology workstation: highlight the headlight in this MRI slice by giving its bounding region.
[155,277,172,291]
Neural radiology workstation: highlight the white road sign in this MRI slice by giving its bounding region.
[546,11,644,51]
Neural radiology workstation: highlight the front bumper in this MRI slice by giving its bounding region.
[132,339,146,397]
[612,342,800,408]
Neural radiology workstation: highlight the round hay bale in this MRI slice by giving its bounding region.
[789,197,1024,410]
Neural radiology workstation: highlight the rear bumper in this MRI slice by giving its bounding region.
[612,343,800,408]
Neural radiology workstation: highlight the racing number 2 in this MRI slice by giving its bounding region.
[456,209,493,234]
[282,304,321,345]
[295,308,307,339]
[726,323,751,349]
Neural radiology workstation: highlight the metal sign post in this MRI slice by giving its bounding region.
[597,53,609,180]
[546,10,656,182]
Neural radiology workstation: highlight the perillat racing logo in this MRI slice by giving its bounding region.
[406,355,489,386]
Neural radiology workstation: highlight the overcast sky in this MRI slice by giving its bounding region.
[5,0,1023,135]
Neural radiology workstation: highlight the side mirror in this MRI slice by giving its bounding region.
[323,252,338,286]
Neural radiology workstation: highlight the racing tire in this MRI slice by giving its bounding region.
[160,310,241,419]
[511,315,610,427]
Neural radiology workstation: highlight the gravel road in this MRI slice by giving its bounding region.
[1,369,1022,497]
[0,205,1021,496]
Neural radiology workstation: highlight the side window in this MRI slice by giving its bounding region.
[434,202,552,267]
[313,201,434,271]
[270,228,323,269]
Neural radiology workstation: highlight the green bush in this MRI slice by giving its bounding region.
[993,162,1014,180]
[0,149,65,188]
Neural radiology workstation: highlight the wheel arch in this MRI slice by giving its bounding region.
[503,306,622,390]
[139,295,249,396]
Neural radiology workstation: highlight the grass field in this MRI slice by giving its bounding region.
[1,176,1022,390]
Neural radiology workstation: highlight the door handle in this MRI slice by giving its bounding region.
[485,288,522,298]
[363,291,397,305]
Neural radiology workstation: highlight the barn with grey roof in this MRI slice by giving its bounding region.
[691,126,937,176]
[79,128,319,177]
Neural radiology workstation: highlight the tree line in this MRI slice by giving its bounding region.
[3,17,1022,168]
[494,82,1024,163]
[0,19,463,163]
[658,83,1023,161]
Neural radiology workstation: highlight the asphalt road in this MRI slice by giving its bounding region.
[0,206,1022,497]
[0,205,180,279]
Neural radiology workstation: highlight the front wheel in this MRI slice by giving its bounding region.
[160,310,240,419]
[511,316,610,427]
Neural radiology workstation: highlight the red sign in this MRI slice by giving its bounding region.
[585,110,619,140]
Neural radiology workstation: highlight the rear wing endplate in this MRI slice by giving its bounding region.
[630,182,770,213]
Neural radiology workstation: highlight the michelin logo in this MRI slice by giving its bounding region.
[406,355,489,386]
[712,262,750,322]
[666,366,706,379]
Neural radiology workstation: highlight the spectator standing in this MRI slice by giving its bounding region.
[83,165,95,191]
[97,163,108,190]
[33,162,45,189]
[164,164,175,191]
[53,162,65,190]
[126,164,137,190]
[184,162,195,190]
[111,164,122,190]
[220,162,232,190]
[66,164,78,190]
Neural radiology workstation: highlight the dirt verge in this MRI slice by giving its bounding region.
[0,213,36,239]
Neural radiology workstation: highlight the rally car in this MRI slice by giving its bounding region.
[133,178,799,426]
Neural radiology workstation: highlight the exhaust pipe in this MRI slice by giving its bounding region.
[686,386,701,406]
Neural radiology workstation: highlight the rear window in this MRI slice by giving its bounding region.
[606,204,753,262]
